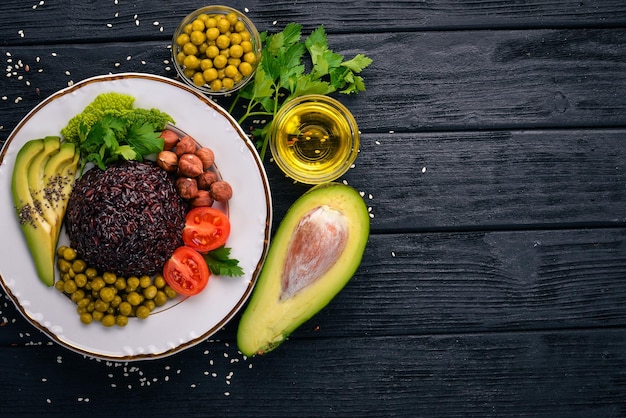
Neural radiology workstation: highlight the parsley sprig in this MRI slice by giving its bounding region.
[204,246,244,277]
[77,114,165,174]
[230,23,372,159]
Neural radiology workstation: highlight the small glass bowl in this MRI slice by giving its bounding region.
[270,95,360,184]
[171,5,261,95]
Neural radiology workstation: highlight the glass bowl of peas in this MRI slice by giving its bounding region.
[172,5,261,95]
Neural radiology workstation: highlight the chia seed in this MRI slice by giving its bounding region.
[65,160,186,277]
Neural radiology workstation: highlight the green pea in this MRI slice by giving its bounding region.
[143,285,157,300]
[101,314,116,327]
[99,287,115,303]
[80,312,93,325]
[135,305,150,319]
[63,280,77,294]
[116,315,129,327]
[71,259,87,274]
[127,291,142,306]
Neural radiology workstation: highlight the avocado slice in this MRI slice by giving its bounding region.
[42,142,80,240]
[237,183,370,356]
[11,136,79,286]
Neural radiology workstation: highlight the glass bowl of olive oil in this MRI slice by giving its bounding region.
[269,95,360,184]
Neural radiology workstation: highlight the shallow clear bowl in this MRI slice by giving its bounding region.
[172,5,261,95]
[270,95,360,184]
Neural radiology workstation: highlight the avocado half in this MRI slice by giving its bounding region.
[237,182,370,356]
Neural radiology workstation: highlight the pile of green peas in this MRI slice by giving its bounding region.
[55,246,178,327]
[174,11,258,91]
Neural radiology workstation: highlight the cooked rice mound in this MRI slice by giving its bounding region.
[66,160,186,277]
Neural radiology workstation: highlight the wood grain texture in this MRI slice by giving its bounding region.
[1,0,626,46]
[2,228,625,343]
[2,28,625,145]
[0,0,625,416]
[1,328,625,417]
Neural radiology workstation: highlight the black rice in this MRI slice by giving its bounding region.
[65,160,186,277]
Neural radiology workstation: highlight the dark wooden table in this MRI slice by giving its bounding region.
[1,1,626,416]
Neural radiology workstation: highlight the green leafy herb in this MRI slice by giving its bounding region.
[203,246,244,277]
[230,23,372,159]
[76,113,164,173]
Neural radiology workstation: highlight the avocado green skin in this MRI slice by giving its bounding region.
[237,182,370,356]
[11,137,79,287]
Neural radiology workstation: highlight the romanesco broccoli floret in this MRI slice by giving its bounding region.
[124,108,175,131]
[61,93,136,143]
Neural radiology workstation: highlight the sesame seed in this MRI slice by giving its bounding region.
[421,166,427,173]
[107,23,113,28]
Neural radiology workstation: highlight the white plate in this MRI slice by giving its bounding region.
[0,73,272,361]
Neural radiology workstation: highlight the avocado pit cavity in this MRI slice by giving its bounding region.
[280,205,348,301]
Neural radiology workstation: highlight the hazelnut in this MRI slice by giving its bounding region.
[190,190,214,207]
[209,180,233,202]
[160,129,180,151]
[195,147,215,169]
[197,170,218,190]
[175,135,197,157]
[177,153,204,178]
[156,150,178,173]
[175,177,198,199]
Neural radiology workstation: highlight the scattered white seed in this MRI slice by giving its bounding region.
[244,7,249,12]
[114,62,121,67]
[65,70,70,75]
[389,130,395,134]
[153,21,159,26]
[272,20,277,25]
[107,23,113,28]
[126,55,131,61]
[51,52,57,56]
[375,140,381,145]
[224,392,231,396]
[135,20,140,26]
[46,399,51,404]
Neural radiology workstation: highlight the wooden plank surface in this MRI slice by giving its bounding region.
[3,28,626,141]
[1,0,625,416]
[1,328,625,417]
[1,0,626,46]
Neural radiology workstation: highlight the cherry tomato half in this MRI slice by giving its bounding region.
[163,246,210,296]
[182,207,231,253]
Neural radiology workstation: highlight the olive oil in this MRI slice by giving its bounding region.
[270,95,359,184]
